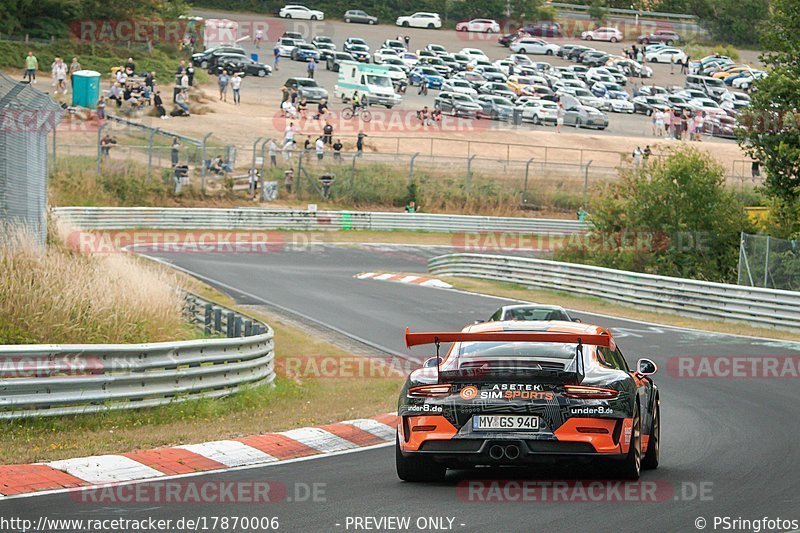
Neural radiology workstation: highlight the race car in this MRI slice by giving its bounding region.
[396,321,660,482]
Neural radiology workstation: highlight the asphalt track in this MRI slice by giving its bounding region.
[2,243,799,532]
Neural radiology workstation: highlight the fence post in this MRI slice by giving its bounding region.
[96,122,107,176]
[226,311,235,337]
[259,138,270,199]
[763,235,771,288]
[351,152,359,192]
[51,126,57,169]
[147,128,158,180]
[583,160,593,210]
[204,304,212,335]
[234,316,242,337]
[409,152,420,185]
[523,157,535,205]
[251,136,264,176]
[200,132,213,192]
[466,155,476,195]
[214,307,222,332]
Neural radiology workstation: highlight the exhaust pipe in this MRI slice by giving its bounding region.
[488,445,505,460]
[504,445,520,460]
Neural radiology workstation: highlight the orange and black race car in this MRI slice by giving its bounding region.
[396,321,660,482]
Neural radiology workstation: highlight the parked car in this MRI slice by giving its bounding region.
[290,43,321,62]
[191,47,246,69]
[632,95,670,115]
[347,44,371,63]
[326,52,355,72]
[456,18,501,33]
[510,38,560,56]
[581,27,623,42]
[284,77,328,102]
[703,114,737,139]
[210,55,271,77]
[276,37,299,58]
[637,30,680,45]
[315,42,336,60]
[441,79,478,96]
[344,9,377,24]
[408,67,444,89]
[561,97,609,129]
[434,92,482,117]
[523,21,562,38]
[382,39,406,52]
[517,99,559,125]
[311,35,333,47]
[343,37,370,54]
[281,31,305,43]
[279,4,324,20]
[396,12,442,29]
[604,93,635,113]
[475,94,516,121]
[426,44,448,55]
[645,48,688,64]
[373,48,400,63]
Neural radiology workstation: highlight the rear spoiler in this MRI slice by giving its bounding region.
[404,328,612,384]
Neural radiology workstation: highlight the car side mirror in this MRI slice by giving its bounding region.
[423,357,443,368]
[636,358,658,375]
[572,318,582,323]
[473,319,486,324]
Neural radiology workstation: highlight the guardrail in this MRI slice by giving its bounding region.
[428,253,800,331]
[0,293,275,419]
[53,207,589,235]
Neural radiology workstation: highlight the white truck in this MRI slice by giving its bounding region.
[334,61,402,108]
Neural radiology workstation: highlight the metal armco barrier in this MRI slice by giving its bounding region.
[428,254,800,331]
[53,207,589,235]
[0,293,274,419]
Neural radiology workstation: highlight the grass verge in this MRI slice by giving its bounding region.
[445,277,800,342]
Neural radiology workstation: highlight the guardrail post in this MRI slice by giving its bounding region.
[466,155,476,195]
[244,319,252,336]
[234,316,242,337]
[214,307,222,333]
[763,236,771,288]
[200,132,213,193]
[523,157,535,206]
[96,122,107,176]
[204,304,212,335]
[409,152,420,185]
[226,311,235,338]
[147,128,158,180]
[583,160,593,210]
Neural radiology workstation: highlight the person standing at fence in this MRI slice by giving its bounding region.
[68,57,81,92]
[284,169,294,193]
[307,58,316,79]
[333,139,343,160]
[171,137,181,167]
[23,51,38,83]
[282,139,296,161]
[268,139,278,166]
[315,136,325,161]
[231,72,242,105]
[218,70,229,102]
[153,90,166,119]
[322,120,333,145]
[284,121,297,145]
[356,130,367,155]
[273,45,281,71]
[556,101,565,133]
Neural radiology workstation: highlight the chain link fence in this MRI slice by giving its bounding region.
[738,233,800,291]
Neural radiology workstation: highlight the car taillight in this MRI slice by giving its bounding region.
[563,385,619,399]
[407,384,452,398]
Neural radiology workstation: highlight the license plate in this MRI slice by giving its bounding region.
[472,415,539,431]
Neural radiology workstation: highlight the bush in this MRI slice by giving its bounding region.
[555,147,754,283]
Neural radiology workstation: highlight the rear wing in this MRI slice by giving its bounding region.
[404,328,613,384]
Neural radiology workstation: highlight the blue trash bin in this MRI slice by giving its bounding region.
[251,53,259,62]
[71,70,101,109]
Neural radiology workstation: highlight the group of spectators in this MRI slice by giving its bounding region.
[651,108,706,141]
[21,52,82,94]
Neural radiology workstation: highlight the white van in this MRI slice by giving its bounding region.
[334,61,402,108]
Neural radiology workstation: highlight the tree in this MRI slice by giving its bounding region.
[738,0,800,237]
[588,0,608,27]
[555,147,752,282]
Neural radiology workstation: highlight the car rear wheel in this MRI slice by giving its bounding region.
[546,49,553,55]
[617,403,642,480]
[610,37,618,43]
[585,35,593,41]
[427,23,434,29]
[345,18,351,23]
[665,40,673,45]
[396,435,446,482]
[369,20,375,25]
[285,14,292,19]
[403,21,410,27]
[311,15,318,20]
[258,69,266,77]
[200,60,208,69]
[519,48,527,54]
[642,399,660,470]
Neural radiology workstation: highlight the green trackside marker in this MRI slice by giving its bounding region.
[341,212,353,230]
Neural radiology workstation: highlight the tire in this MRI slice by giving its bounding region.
[665,40,672,45]
[258,69,266,77]
[427,23,434,29]
[345,18,351,23]
[396,435,446,482]
[403,21,410,27]
[311,15,318,21]
[575,118,582,128]
[646,108,653,116]
[617,403,642,480]
[341,108,354,120]
[361,110,372,122]
[519,48,527,54]
[546,49,553,56]
[285,14,292,19]
[369,20,375,25]
[200,60,208,69]
[642,398,660,470]
[585,35,593,41]
[610,37,618,43]
[533,114,541,125]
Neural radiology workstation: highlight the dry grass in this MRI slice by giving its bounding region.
[0,307,403,464]
[0,223,186,344]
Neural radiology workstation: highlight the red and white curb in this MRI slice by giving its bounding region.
[354,272,452,289]
[0,413,397,498]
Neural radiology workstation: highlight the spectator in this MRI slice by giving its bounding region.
[180,70,189,91]
[23,51,38,83]
[356,130,367,154]
[255,29,264,48]
[231,72,242,105]
[124,57,135,75]
[404,35,410,49]
[304,136,312,152]
[556,101,565,133]
[218,70,229,101]
[209,155,224,174]
[418,77,428,96]
[315,136,325,161]
[282,99,298,118]
[418,106,430,126]
[284,169,294,193]
[268,139,278,166]
[643,145,652,164]
[681,56,690,75]
[282,139,296,160]
[307,58,316,79]
[577,208,588,221]
[153,90,166,119]
[280,85,290,113]
[171,137,181,166]
[290,87,299,105]
[108,83,123,107]
[316,98,329,120]
[187,64,195,86]
[96,96,107,119]
[284,121,297,144]
[431,107,442,124]
[144,71,155,89]
[176,61,186,84]
[751,160,760,179]
[322,120,333,144]
[273,45,281,71]
[298,97,308,118]
[404,200,418,213]
[52,57,67,94]
[693,111,705,141]
[654,109,664,137]
[100,134,117,157]
[680,110,689,140]
[175,90,190,115]
[248,168,259,198]
[632,146,642,167]
[115,67,127,85]
[332,139,343,160]
[68,57,81,91]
